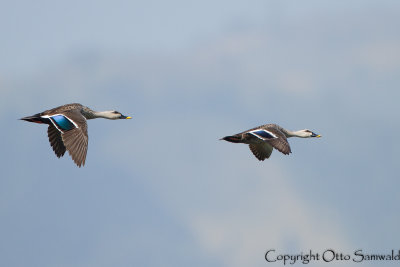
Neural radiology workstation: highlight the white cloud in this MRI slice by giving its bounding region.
[189,165,351,267]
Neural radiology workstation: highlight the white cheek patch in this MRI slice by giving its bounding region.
[249,129,277,140]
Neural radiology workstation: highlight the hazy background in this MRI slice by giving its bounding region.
[1,1,400,266]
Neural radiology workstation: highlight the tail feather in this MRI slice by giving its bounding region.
[20,113,47,124]
[220,135,243,143]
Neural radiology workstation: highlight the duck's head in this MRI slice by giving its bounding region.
[102,111,132,120]
[298,129,321,138]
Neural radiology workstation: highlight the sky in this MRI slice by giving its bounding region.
[1,1,400,266]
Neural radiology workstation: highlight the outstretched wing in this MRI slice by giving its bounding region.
[249,143,273,161]
[47,124,66,158]
[45,110,89,167]
[267,138,291,155]
[60,110,89,167]
[248,127,291,155]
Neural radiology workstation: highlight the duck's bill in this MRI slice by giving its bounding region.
[311,133,321,138]
[120,115,132,119]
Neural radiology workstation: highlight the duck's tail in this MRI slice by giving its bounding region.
[20,113,47,124]
[220,135,243,143]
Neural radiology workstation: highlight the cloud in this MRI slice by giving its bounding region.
[189,165,351,267]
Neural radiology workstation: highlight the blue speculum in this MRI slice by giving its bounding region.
[50,115,76,131]
[253,130,275,139]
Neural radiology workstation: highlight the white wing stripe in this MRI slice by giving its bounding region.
[248,129,278,140]
[41,114,79,133]
[41,114,79,127]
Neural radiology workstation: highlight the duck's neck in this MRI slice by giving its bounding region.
[281,129,304,138]
[93,111,115,119]
[81,108,112,120]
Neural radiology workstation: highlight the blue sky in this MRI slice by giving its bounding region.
[1,1,400,266]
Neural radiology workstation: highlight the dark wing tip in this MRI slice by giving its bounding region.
[249,144,273,161]
[255,156,266,161]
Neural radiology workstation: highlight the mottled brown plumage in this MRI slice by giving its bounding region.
[221,124,321,161]
[21,103,131,167]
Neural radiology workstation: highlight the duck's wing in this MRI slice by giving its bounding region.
[247,126,291,155]
[44,109,88,167]
[267,137,291,155]
[249,143,273,161]
[60,110,89,167]
[47,125,66,158]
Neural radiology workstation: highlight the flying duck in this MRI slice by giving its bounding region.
[20,103,131,167]
[221,124,321,161]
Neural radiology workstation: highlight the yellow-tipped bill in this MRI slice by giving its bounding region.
[311,132,321,138]
[120,114,132,119]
